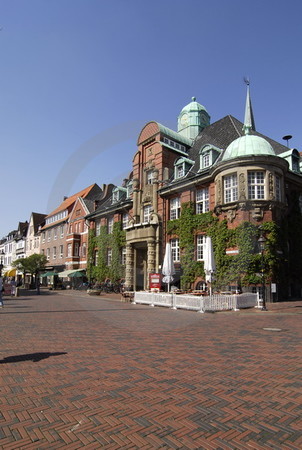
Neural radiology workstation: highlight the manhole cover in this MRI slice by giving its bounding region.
[263,328,282,332]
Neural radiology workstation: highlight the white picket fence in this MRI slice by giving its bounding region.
[133,291,259,313]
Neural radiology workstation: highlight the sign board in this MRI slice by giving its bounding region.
[271,283,277,293]
[149,273,161,290]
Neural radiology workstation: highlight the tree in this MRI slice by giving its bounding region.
[12,254,47,292]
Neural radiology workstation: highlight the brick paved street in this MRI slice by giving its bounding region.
[1,291,302,449]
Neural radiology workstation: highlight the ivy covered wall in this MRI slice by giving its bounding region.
[166,202,285,292]
[87,222,126,282]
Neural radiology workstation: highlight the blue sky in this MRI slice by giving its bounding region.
[1,0,302,238]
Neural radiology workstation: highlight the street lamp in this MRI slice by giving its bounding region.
[258,235,267,311]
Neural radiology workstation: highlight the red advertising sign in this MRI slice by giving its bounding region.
[149,273,161,290]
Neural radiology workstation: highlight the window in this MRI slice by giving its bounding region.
[170,197,181,220]
[170,238,180,262]
[67,243,72,257]
[224,174,238,203]
[112,187,127,204]
[46,248,50,261]
[53,247,57,259]
[122,213,129,229]
[60,225,64,238]
[95,220,101,236]
[163,137,186,153]
[146,170,154,185]
[176,164,184,178]
[42,232,45,243]
[203,153,210,168]
[54,227,57,240]
[112,189,119,203]
[74,242,79,257]
[196,235,206,261]
[47,230,52,241]
[108,217,114,234]
[143,205,152,223]
[248,171,265,200]
[127,181,133,198]
[196,188,209,213]
[107,248,112,266]
[275,175,281,201]
[174,157,194,180]
[60,245,63,258]
[82,243,86,257]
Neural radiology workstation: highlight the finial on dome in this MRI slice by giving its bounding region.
[243,77,256,135]
[192,96,196,101]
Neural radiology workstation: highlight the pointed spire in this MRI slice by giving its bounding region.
[243,78,256,135]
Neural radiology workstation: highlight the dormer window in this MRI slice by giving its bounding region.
[112,187,127,204]
[279,149,300,173]
[199,144,221,170]
[174,157,194,180]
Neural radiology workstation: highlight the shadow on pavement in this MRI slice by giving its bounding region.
[0,352,67,364]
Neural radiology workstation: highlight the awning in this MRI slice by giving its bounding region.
[41,271,58,277]
[68,270,86,278]
[5,269,17,277]
[58,269,81,278]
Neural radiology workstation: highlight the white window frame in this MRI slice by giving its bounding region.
[170,238,180,262]
[196,188,209,214]
[146,170,154,185]
[224,174,238,203]
[248,171,265,200]
[107,248,112,266]
[143,205,152,223]
[108,217,114,234]
[203,153,210,168]
[196,235,206,261]
[122,213,129,229]
[95,220,101,236]
[53,246,57,259]
[170,197,181,220]
[60,245,63,258]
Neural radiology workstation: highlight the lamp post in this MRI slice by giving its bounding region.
[258,235,267,311]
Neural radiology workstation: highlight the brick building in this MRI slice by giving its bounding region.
[86,85,302,301]
[40,184,103,274]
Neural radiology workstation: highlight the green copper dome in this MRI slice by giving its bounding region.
[180,96,208,114]
[222,134,275,161]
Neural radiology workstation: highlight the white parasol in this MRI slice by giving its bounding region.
[162,243,176,292]
[204,236,216,294]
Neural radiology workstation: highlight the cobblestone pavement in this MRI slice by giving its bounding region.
[1,291,302,449]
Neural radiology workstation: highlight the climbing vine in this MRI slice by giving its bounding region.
[166,202,283,291]
[88,222,126,283]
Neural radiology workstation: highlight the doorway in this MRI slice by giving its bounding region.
[135,247,147,291]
